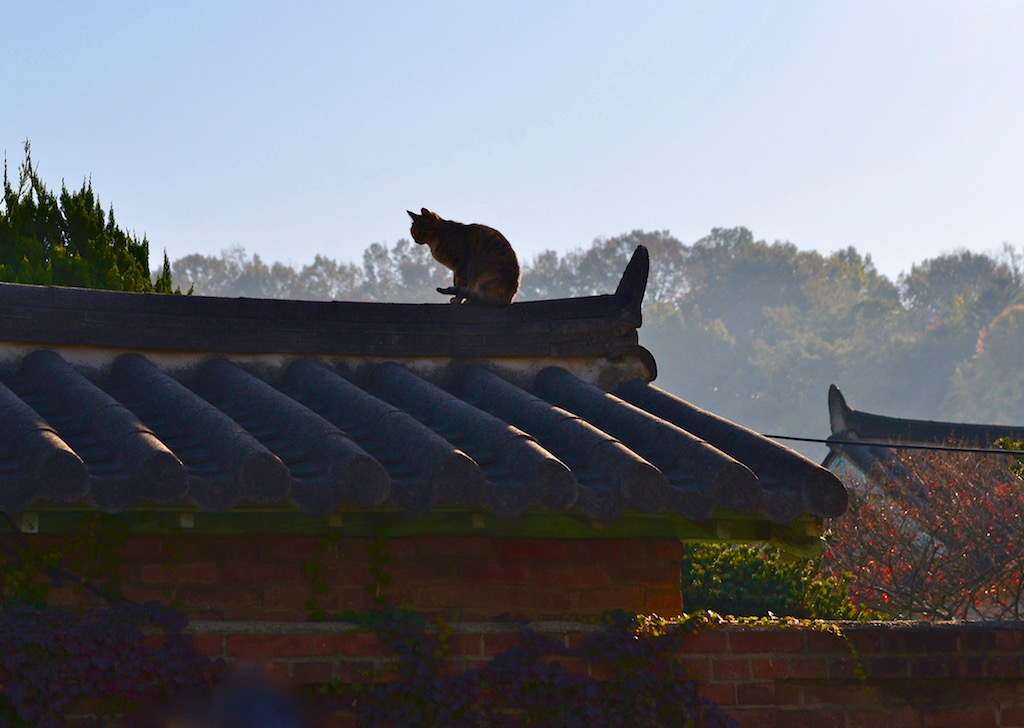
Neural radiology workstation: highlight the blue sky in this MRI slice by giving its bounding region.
[3,1,1022,282]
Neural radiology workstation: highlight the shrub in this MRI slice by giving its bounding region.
[681,543,865,619]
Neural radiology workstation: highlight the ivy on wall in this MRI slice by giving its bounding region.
[0,602,220,727]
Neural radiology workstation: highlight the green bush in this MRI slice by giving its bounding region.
[681,543,866,619]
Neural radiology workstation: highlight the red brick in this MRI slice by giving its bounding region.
[290,660,334,684]
[590,659,620,681]
[190,632,226,657]
[728,629,804,654]
[226,634,313,658]
[263,585,314,611]
[256,537,325,560]
[790,657,828,679]
[773,682,802,706]
[458,659,491,673]
[564,632,593,651]
[776,709,845,728]
[533,564,612,589]
[804,629,850,654]
[999,705,1024,725]
[420,536,495,558]
[801,682,877,706]
[828,656,861,680]
[607,563,679,585]
[221,561,304,586]
[736,681,775,705]
[678,656,711,682]
[925,707,999,726]
[568,539,644,561]
[960,631,996,652]
[175,535,260,560]
[845,631,883,653]
[324,631,390,657]
[118,536,168,560]
[682,629,729,653]
[265,661,290,681]
[645,587,682,616]
[547,657,589,677]
[994,630,1024,652]
[649,539,685,561]
[729,707,778,728]
[910,656,947,678]
[178,587,261,616]
[118,584,168,605]
[140,562,220,585]
[378,661,403,683]
[904,630,959,654]
[567,586,644,613]
[300,588,377,615]
[496,539,570,561]
[449,633,483,657]
[378,537,424,559]
[45,586,88,606]
[712,657,750,681]
[750,657,790,680]
[334,660,377,683]
[865,656,908,679]
[386,561,464,585]
[425,584,568,615]
[845,708,921,728]
[482,632,527,656]
[461,562,536,587]
[988,656,1022,678]
[699,682,736,706]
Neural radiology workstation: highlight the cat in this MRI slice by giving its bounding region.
[407,208,521,306]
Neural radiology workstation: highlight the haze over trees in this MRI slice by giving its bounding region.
[171,230,1024,455]
[3,143,1018,451]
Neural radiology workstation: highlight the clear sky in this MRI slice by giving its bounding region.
[4,1,1022,282]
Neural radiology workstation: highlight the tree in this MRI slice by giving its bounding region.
[826,446,1024,619]
[163,228,1020,459]
[943,303,1024,423]
[517,230,688,303]
[357,238,449,303]
[1,141,175,292]
[898,249,1021,330]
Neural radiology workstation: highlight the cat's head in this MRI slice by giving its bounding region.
[407,208,442,247]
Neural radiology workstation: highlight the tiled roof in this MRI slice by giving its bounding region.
[825,384,1024,473]
[0,247,847,525]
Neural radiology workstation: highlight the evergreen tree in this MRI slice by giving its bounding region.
[0,140,178,292]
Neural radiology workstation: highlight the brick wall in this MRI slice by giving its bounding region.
[685,622,1024,727]
[172,621,1024,727]
[36,533,684,621]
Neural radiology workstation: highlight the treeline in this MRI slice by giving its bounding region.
[3,144,1019,450]
[171,229,1024,454]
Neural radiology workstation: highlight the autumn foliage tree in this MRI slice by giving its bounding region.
[826,446,1024,619]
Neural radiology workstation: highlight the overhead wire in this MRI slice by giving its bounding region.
[761,434,1024,456]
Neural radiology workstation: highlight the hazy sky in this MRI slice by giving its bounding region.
[4,1,1022,282]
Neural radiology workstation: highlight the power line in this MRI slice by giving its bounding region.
[762,434,1024,456]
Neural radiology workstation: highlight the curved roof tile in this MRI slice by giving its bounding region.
[0,246,847,528]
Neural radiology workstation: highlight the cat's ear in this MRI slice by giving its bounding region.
[421,207,432,217]
[407,210,419,221]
